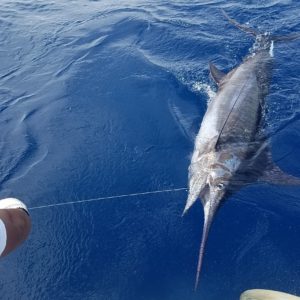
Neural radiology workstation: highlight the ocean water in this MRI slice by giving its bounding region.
[0,1,300,299]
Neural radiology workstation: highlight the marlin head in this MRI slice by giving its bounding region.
[184,151,240,215]
[183,150,242,289]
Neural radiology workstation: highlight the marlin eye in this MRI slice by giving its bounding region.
[216,183,225,190]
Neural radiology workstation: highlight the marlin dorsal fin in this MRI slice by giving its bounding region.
[209,62,226,85]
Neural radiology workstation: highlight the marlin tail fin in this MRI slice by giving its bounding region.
[222,9,300,43]
[221,9,258,37]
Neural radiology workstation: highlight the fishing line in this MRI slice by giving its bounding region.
[29,187,188,211]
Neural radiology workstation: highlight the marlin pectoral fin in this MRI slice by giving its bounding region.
[209,62,226,85]
[182,193,198,216]
[260,163,300,185]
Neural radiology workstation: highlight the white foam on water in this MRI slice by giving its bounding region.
[192,82,216,104]
[269,40,274,57]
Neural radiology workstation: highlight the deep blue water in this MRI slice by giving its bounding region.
[0,1,300,299]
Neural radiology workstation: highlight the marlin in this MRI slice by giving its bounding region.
[183,10,300,290]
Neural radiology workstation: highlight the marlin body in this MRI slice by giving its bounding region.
[184,12,300,290]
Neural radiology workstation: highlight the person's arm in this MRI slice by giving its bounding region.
[0,198,31,257]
